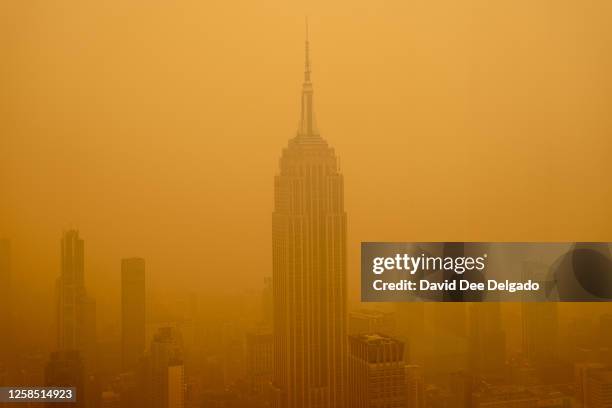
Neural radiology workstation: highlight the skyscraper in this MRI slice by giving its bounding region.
[150,327,184,408]
[262,277,273,325]
[272,28,347,408]
[167,365,185,408]
[522,302,559,365]
[348,334,407,408]
[394,302,425,364]
[469,303,506,379]
[56,230,96,368]
[522,263,558,367]
[246,327,273,394]
[431,302,468,372]
[405,365,425,408]
[57,230,84,350]
[121,257,146,372]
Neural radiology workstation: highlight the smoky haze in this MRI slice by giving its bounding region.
[1,0,612,350]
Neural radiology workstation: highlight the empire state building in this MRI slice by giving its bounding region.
[272,32,347,408]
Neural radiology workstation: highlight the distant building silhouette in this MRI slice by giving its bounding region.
[405,365,425,408]
[469,303,506,379]
[56,230,96,370]
[167,365,184,408]
[150,327,184,408]
[262,277,273,325]
[45,350,85,408]
[246,327,273,394]
[221,322,245,388]
[121,257,146,372]
[431,302,468,372]
[348,334,407,408]
[394,302,425,363]
[271,28,347,408]
[522,261,559,367]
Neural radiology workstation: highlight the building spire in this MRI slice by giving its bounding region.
[304,17,310,83]
[298,17,319,138]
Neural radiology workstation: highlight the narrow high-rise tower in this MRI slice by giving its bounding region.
[150,327,184,408]
[56,230,96,367]
[348,334,407,408]
[121,257,146,371]
[468,303,506,379]
[272,26,348,408]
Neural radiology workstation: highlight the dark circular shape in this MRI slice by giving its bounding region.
[571,248,612,299]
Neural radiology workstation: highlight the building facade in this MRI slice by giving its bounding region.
[56,230,96,368]
[348,334,407,408]
[121,257,146,372]
[151,327,184,408]
[272,33,347,408]
[246,327,273,394]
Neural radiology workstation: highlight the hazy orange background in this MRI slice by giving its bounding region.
[1,0,611,341]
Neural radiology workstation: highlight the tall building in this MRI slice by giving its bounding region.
[151,327,184,408]
[394,302,425,364]
[271,29,347,408]
[246,327,273,394]
[431,302,468,372]
[56,230,96,368]
[348,334,407,408]
[167,365,185,408]
[405,365,425,408]
[221,322,245,387]
[469,303,506,379]
[522,261,558,366]
[121,257,146,372]
[429,244,472,372]
[262,277,273,325]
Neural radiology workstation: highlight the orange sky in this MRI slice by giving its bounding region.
[1,0,611,328]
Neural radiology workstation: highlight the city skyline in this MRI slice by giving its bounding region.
[4,5,612,324]
[2,4,612,407]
